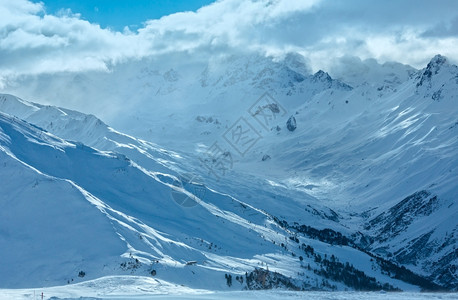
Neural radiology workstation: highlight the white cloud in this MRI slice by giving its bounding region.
[0,0,142,77]
[0,0,457,82]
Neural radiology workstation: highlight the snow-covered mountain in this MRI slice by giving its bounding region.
[0,53,457,292]
[0,101,419,292]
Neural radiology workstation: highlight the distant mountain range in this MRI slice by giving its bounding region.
[0,54,456,291]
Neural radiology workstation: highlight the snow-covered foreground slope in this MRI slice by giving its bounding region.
[0,54,457,293]
[1,276,457,300]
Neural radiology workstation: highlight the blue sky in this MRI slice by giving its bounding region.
[36,0,215,30]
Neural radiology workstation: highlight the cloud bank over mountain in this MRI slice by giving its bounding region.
[0,0,457,83]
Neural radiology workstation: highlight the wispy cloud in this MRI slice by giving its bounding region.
[0,0,457,81]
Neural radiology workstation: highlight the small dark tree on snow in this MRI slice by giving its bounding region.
[236,275,243,284]
[225,274,232,287]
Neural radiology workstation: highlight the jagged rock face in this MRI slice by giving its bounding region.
[422,55,448,79]
[286,115,297,131]
[365,190,457,289]
[313,70,332,83]
[416,55,447,88]
[416,54,458,101]
[366,191,439,242]
[312,70,353,91]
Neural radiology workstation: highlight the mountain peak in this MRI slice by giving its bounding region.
[424,54,450,76]
[313,70,332,82]
[310,70,353,91]
[428,54,448,68]
[417,54,451,88]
